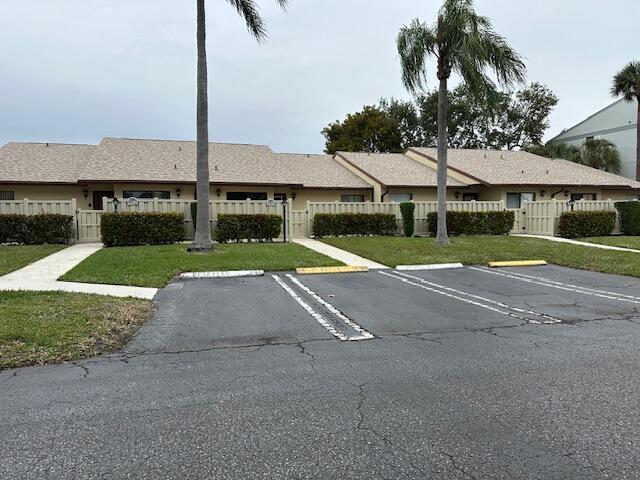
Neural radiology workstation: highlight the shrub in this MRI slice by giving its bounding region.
[215,214,282,243]
[615,201,640,235]
[400,202,415,237]
[312,213,397,237]
[557,210,616,239]
[426,211,515,236]
[101,212,185,247]
[0,214,73,244]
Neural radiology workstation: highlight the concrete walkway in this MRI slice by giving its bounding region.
[293,238,388,269]
[0,243,157,299]
[513,234,640,253]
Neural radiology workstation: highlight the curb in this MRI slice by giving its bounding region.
[295,266,369,275]
[488,260,547,268]
[396,263,464,271]
[179,270,265,279]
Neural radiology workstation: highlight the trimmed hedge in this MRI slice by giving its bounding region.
[215,214,282,243]
[0,214,73,244]
[426,211,515,236]
[313,213,397,237]
[400,202,415,237]
[101,212,185,247]
[615,201,640,235]
[557,210,616,239]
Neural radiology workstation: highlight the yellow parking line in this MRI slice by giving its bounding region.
[488,260,547,268]
[295,266,369,275]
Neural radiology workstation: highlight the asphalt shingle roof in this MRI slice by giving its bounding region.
[0,142,95,184]
[337,151,469,187]
[412,148,640,189]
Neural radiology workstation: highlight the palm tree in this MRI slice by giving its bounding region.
[397,0,526,245]
[191,0,289,252]
[581,138,621,174]
[611,61,640,181]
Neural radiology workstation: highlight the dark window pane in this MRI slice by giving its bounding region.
[123,191,170,199]
[0,191,15,201]
[226,192,268,201]
[341,195,365,203]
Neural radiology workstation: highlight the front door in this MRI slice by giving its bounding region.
[92,191,114,210]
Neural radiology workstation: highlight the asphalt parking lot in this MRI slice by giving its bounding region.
[3,265,640,479]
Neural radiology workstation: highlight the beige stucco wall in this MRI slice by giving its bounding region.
[0,184,92,209]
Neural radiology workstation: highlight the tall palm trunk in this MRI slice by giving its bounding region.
[636,100,640,181]
[436,76,449,245]
[192,0,213,251]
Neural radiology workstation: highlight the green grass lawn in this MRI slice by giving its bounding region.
[0,245,65,276]
[60,243,343,288]
[0,291,152,370]
[322,236,640,278]
[581,236,640,250]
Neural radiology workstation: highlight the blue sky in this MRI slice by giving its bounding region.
[0,0,637,153]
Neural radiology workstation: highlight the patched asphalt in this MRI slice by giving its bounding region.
[3,265,640,479]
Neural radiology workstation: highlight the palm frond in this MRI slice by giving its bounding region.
[611,61,640,101]
[397,19,438,95]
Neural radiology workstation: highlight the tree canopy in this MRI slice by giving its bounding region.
[322,83,558,154]
[527,139,621,174]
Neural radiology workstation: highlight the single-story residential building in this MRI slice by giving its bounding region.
[1,136,639,210]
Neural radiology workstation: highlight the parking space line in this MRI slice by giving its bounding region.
[285,274,374,340]
[481,268,640,301]
[272,275,373,341]
[394,271,562,324]
[470,267,640,306]
[272,275,348,341]
[379,271,542,324]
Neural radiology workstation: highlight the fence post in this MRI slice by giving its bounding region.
[22,198,29,215]
[306,201,312,238]
[286,198,294,242]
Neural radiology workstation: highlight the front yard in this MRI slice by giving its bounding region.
[61,243,343,288]
[581,236,640,250]
[0,244,65,276]
[322,236,640,278]
[0,291,152,370]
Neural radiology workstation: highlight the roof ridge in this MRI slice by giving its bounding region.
[103,136,272,148]
[5,141,96,147]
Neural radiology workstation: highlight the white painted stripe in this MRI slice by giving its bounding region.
[489,268,640,301]
[180,270,264,279]
[379,271,541,324]
[396,263,464,272]
[272,275,348,341]
[285,274,374,340]
[394,271,561,324]
[469,267,640,306]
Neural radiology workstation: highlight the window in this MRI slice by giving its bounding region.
[123,191,170,199]
[506,192,536,209]
[570,193,596,202]
[389,193,413,203]
[274,193,287,202]
[463,193,479,202]
[0,191,15,201]
[341,194,365,203]
[226,192,267,201]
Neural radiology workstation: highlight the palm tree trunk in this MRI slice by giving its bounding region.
[636,99,640,181]
[192,0,213,251]
[436,76,449,245]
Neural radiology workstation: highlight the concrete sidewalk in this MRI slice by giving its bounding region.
[513,234,640,253]
[293,238,388,269]
[0,243,157,299]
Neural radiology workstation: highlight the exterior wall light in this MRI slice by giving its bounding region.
[176,188,181,198]
[216,188,222,197]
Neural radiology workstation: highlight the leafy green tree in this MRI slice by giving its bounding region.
[397,0,526,245]
[527,139,620,174]
[581,139,621,173]
[611,61,640,180]
[417,83,557,150]
[526,143,582,163]
[322,106,403,154]
[192,0,289,252]
[379,98,424,147]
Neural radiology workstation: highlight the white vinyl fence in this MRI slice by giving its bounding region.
[0,197,625,243]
